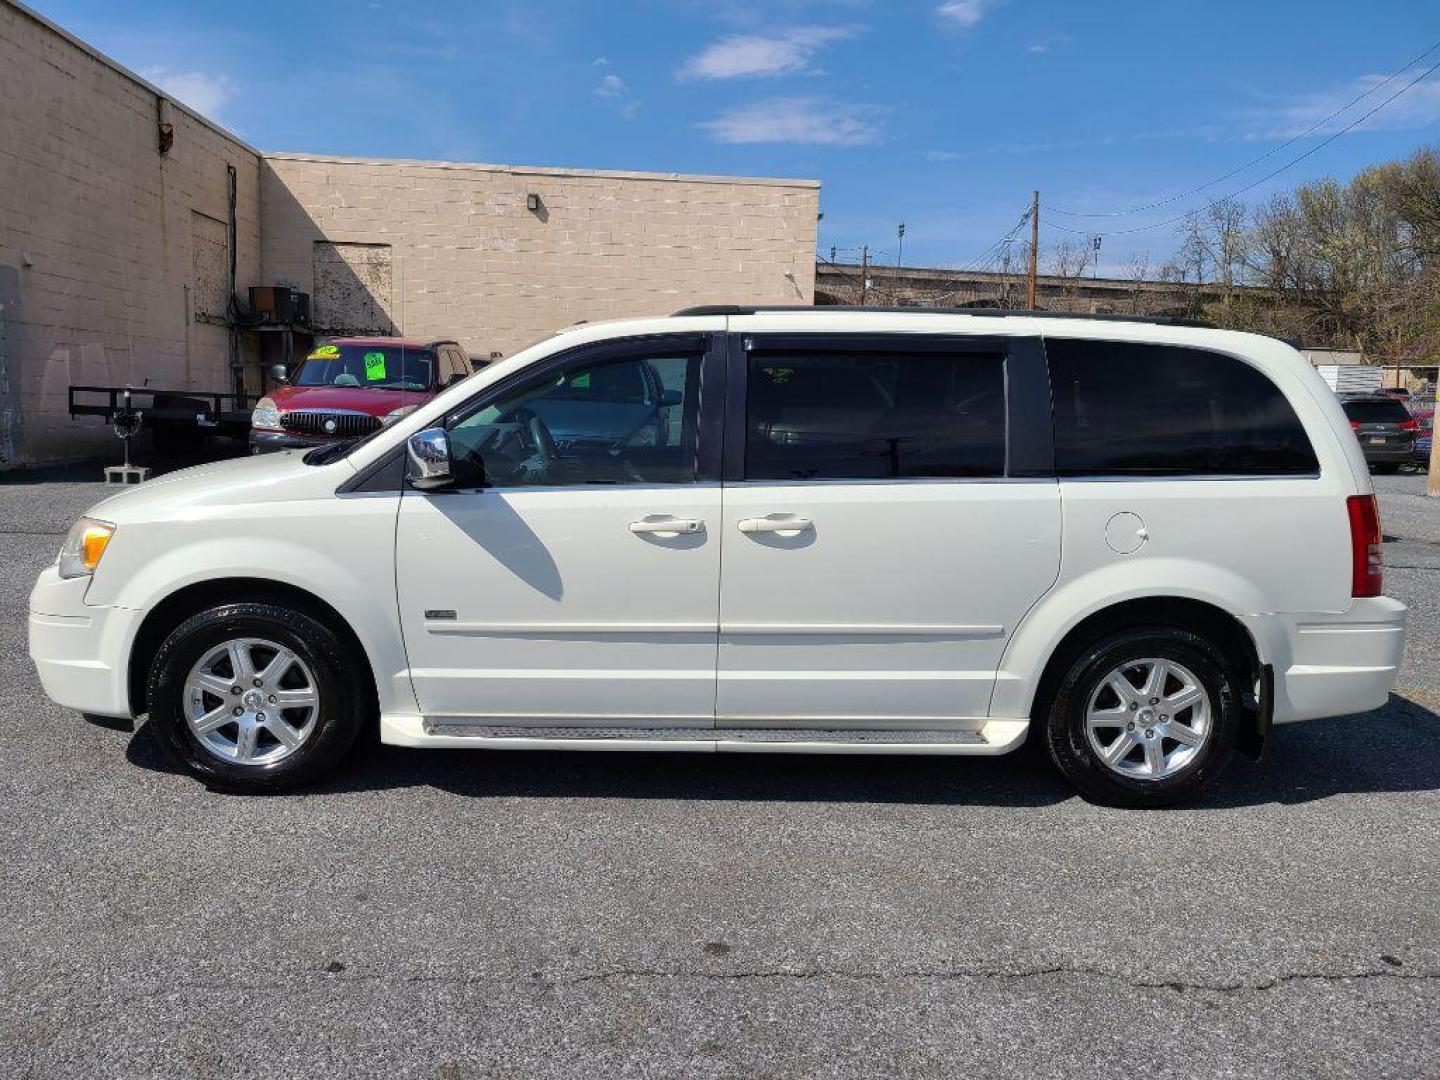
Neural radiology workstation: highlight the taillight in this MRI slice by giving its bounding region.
[1346,494,1383,598]
[1398,418,1418,431]
[1349,419,1362,430]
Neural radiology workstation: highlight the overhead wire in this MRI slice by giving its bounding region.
[1051,36,1440,219]
[1047,55,1440,238]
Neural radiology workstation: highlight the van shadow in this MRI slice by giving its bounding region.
[423,488,564,601]
[123,694,1440,809]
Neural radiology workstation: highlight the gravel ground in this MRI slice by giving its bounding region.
[1,459,1437,1079]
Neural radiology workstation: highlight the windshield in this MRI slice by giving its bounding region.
[292,343,435,391]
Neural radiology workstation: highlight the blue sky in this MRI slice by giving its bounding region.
[32,0,1440,273]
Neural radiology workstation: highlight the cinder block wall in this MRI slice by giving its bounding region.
[0,0,262,466]
[262,154,819,361]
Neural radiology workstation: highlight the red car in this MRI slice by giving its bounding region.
[250,337,477,453]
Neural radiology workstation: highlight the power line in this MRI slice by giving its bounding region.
[961,208,1032,272]
[1048,55,1440,238]
[1052,36,1440,220]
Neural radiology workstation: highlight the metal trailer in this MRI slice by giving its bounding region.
[68,384,257,451]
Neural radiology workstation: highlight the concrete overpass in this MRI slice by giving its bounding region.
[815,262,1232,317]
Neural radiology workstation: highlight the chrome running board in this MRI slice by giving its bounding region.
[379,715,1029,755]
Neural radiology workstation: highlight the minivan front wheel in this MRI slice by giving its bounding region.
[146,601,368,792]
[1044,628,1238,807]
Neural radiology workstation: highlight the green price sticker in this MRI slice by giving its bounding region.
[364,351,387,381]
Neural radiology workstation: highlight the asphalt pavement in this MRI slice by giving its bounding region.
[1,459,1437,1079]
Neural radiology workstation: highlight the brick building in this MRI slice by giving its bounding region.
[0,0,819,465]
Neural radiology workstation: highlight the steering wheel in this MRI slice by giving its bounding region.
[512,407,558,479]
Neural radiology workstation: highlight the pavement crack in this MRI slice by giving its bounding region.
[549,964,1439,993]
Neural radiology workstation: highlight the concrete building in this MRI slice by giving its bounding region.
[0,0,818,466]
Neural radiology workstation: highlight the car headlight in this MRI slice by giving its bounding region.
[58,517,116,579]
[381,404,419,427]
[252,397,282,430]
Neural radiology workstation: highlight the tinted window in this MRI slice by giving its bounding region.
[292,343,435,391]
[1047,340,1318,477]
[744,348,1006,480]
[1341,397,1410,424]
[447,350,700,487]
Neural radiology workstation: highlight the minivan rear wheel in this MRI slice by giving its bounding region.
[146,601,368,792]
[1044,628,1238,807]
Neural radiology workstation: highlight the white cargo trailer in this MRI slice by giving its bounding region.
[1315,365,1383,394]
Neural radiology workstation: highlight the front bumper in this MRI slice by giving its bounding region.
[249,429,336,454]
[28,566,143,719]
[1243,596,1407,724]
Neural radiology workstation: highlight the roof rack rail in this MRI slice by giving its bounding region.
[671,304,1208,328]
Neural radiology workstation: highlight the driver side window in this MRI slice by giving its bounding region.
[448,348,702,487]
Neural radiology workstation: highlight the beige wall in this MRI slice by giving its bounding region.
[262,154,819,361]
[0,0,819,465]
[0,0,262,465]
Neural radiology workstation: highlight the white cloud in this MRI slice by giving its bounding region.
[593,70,640,119]
[141,68,236,119]
[678,25,860,81]
[1247,75,1440,139]
[593,56,609,67]
[594,73,627,98]
[935,0,997,28]
[699,97,886,145]
[924,149,961,162]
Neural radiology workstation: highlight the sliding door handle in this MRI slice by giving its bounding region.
[738,515,814,535]
[629,517,704,536]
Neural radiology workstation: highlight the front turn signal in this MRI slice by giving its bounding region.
[58,518,116,579]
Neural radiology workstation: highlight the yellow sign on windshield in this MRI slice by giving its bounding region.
[308,344,340,360]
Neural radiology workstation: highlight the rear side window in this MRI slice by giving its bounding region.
[1341,398,1410,424]
[744,348,1006,480]
[1046,339,1319,477]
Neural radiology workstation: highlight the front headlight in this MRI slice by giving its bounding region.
[252,396,281,430]
[381,404,419,427]
[58,518,115,579]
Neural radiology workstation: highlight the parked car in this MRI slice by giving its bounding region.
[1337,393,1417,472]
[30,308,1406,808]
[1378,387,1412,400]
[249,337,478,453]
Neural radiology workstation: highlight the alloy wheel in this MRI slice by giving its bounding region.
[1084,657,1212,781]
[183,638,320,766]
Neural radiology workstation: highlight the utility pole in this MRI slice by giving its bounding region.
[859,245,869,306]
[1429,377,1440,497]
[896,223,905,270]
[1026,190,1039,310]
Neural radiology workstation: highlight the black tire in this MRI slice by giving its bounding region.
[1043,627,1239,808]
[1370,463,1400,474]
[146,601,370,792]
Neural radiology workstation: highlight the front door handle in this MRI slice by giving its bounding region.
[629,517,704,536]
[737,515,814,535]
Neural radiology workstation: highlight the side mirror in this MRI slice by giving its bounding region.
[659,388,683,408]
[406,427,453,490]
[269,363,289,384]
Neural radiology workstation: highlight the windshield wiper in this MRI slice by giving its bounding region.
[302,440,360,466]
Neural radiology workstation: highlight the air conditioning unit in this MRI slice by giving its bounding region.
[249,285,310,326]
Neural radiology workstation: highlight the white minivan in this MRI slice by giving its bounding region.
[29,308,1407,807]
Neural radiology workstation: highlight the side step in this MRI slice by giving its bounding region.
[383,717,1030,755]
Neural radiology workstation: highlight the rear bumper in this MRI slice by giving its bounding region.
[1243,597,1407,724]
[28,567,142,719]
[1359,443,1415,465]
